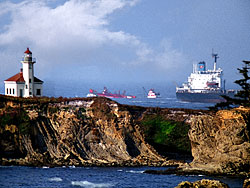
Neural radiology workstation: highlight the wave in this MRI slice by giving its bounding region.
[71,180,114,187]
[49,177,63,182]
[187,174,204,177]
[126,170,144,174]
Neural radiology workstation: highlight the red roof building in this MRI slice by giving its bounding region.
[4,48,43,97]
[5,70,25,83]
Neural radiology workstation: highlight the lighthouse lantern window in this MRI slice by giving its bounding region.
[29,64,32,69]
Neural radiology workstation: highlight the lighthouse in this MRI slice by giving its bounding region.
[22,48,35,97]
[4,48,43,97]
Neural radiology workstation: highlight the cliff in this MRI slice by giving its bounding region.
[0,96,199,167]
[187,107,250,176]
[1,95,249,177]
[145,107,250,177]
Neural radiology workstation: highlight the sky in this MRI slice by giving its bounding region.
[0,0,250,90]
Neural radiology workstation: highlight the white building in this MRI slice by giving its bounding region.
[4,48,43,97]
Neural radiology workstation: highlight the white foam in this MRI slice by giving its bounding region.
[71,181,114,188]
[49,177,63,182]
[187,174,204,177]
[42,166,49,169]
[126,170,144,174]
[117,169,123,172]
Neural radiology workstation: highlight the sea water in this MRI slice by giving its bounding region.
[0,166,244,188]
[42,80,214,110]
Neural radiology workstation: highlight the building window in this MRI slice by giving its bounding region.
[10,89,11,94]
[13,89,15,95]
[29,92,32,95]
[29,79,32,83]
[26,85,28,89]
[6,88,8,94]
[36,89,41,96]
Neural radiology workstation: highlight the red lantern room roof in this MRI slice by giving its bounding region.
[24,48,32,54]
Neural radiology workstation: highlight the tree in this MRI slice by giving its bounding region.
[233,60,250,106]
[211,60,250,110]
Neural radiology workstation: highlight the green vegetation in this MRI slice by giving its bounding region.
[141,115,191,154]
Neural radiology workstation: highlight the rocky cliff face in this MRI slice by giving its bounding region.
[0,97,161,166]
[1,96,198,167]
[2,95,249,177]
[187,107,250,176]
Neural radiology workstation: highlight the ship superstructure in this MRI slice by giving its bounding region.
[177,53,223,93]
[176,53,234,103]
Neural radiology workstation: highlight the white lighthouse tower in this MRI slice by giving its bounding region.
[4,48,43,97]
[22,48,35,97]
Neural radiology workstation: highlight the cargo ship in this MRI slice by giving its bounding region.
[87,87,136,99]
[176,53,235,103]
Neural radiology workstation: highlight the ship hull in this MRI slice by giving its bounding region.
[176,92,234,103]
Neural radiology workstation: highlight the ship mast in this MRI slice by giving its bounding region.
[212,51,219,71]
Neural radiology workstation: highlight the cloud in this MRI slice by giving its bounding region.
[0,0,138,46]
[0,0,187,83]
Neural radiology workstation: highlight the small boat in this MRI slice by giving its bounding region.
[147,89,160,98]
[143,87,160,98]
[87,87,136,99]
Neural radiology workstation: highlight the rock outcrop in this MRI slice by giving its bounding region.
[187,107,250,176]
[0,97,155,166]
[0,96,198,167]
[243,178,250,188]
[145,107,250,177]
[175,179,229,188]
[1,95,249,178]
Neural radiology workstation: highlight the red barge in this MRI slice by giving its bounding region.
[87,87,136,99]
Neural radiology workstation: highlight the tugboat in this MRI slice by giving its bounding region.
[176,52,235,103]
[143,87,160,98]
[87,87,136,99]
[147,89,160,98]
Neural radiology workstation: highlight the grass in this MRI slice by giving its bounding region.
[141,115,191,154]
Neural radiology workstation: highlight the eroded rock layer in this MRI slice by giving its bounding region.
[1,95,249,177]
[187,107,250,176]
[0,96,198,167]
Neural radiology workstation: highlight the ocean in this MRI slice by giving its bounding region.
[0,166,244,188]
[42,80,214,110]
